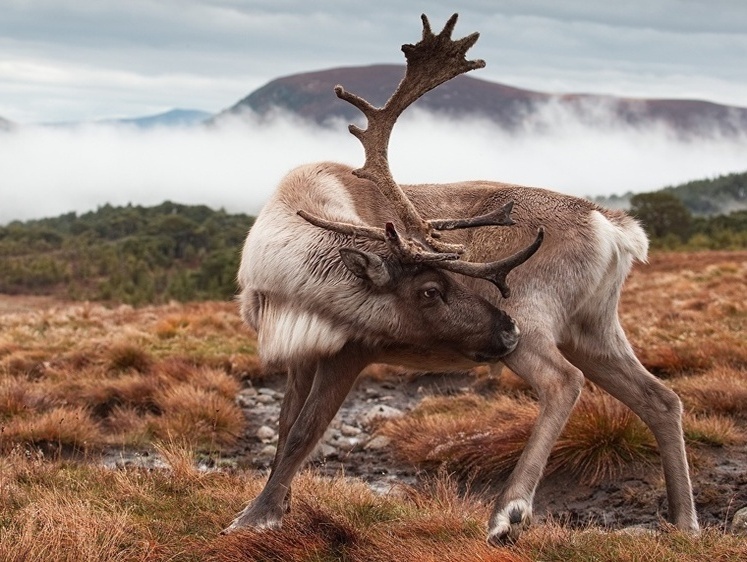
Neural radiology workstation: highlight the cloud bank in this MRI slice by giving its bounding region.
[1,110,745,225]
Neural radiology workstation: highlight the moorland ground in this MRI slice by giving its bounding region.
[1,250,746,561]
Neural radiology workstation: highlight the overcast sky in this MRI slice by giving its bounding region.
[2,0,747,123]
[1,1,746,224]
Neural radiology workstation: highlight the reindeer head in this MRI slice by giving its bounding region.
[338,245,521,363]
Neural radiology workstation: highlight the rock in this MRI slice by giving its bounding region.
[255,394,276,404]
[235,387,258,407]
[338,438,361,452]
[365,435,392,450]
[257,387,276,396]
[732,506,747,535]
[323,428,341,444]
[259,445,277,458]
[359,404,404,426]
[235,395,254,408]
[340,423,362,437]
[256,425,276,442]
[313,443,337,459]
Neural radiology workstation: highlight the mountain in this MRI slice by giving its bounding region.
[38,108,212,129]
[107,108,212,129]
[218,64,747,138]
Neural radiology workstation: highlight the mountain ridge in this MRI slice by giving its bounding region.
[105,108,212,129]
[217,64,747,137]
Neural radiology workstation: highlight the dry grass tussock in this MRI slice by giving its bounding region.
[673,364,747,419]
[380,390,660,485]
[682,412,744,447]
[0,300,256,453]
[1,446,745,562]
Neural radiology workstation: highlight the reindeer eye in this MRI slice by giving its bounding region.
[423,287,441,299]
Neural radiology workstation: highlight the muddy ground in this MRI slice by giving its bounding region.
[206,369,747,532]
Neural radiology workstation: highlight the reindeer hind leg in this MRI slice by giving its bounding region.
[561,330,699,533]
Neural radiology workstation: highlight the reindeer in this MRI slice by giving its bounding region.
[225,14,699,545]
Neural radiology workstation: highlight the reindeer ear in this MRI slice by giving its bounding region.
[339,248,391,287]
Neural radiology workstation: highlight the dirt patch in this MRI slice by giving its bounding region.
[220,369,747,531]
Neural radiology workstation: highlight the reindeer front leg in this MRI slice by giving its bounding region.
[487,331,584,545]
[222,343,369,533]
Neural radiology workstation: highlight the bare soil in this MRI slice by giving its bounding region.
[226,369,747,532]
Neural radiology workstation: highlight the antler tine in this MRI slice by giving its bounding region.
[335,13,485,255]
[297,210,387,242]
[429,202,516,231]
[297,210,463,263]
[435,228,545,298]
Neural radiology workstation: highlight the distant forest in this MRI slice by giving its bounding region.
[611,170,747,250]
[593,171,747,216]
[0,202,253,305]
[1,172,746,305]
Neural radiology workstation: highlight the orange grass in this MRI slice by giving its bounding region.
[0,300,253,453]
[1,447,745,562]
[673,365,747,419]
[379,394,536,479]
[0,251,746,559]
[1,406,103,453]
[381,391,660,485]
[548,392,656,483]
[620,252,747,376]
[682,412,745,447]
[151,383,244,448]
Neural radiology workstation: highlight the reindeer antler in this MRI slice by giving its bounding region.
[298,13,544,297]
[334,13,486,254]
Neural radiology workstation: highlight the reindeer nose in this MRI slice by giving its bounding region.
[495,317,520,353]
[500,323,520,353]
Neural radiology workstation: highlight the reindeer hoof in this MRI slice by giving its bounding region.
[487,499,532,546]
[220,502,284,535]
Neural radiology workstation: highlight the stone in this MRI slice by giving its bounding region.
[359,404,404,426]
[365,435,392,450]
[323,427,341,443]
[236,388,258,407]
[255,394,276,404]
[337,438,361,452]
[340,423,362,437]
[235,395,254,408]
[732,506,747,535]
[314,443,337,459]
[259,445,277,458]
[256,425,276,442]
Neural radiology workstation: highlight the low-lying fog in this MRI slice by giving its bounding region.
[1,108,745,225]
